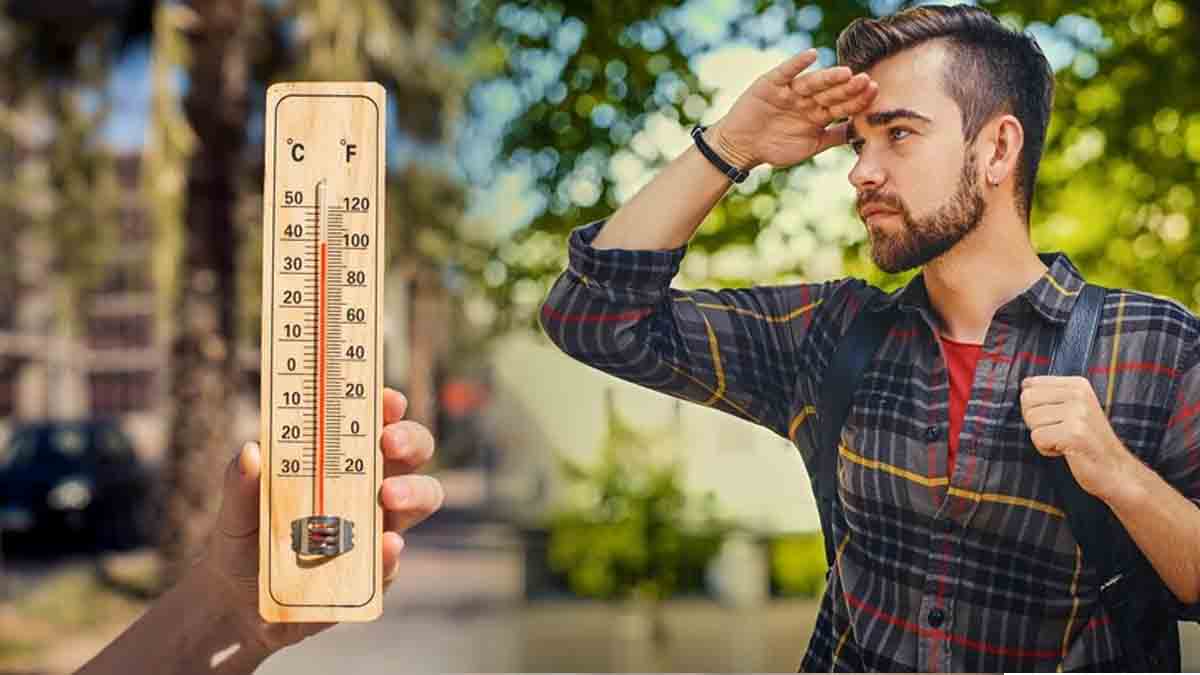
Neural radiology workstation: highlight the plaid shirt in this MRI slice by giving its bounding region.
[541,220,1200,672]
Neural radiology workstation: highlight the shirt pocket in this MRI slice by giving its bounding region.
[837,388,931,528]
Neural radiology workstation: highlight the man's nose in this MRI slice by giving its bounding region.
[849,155,886,192]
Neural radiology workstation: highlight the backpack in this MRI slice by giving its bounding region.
[805,282,1182,671]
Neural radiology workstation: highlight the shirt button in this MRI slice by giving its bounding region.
[928,608,946,628]
[925,425,941,442]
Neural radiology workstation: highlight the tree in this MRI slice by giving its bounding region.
[0,4,133,421]
[468,0,1200,321]
[281,0,472,433]
[146,0,471,580]
[3,0,473,579]
[152,0,253,585]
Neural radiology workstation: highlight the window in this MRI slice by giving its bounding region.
[88,371,154,415]
[87,314,154,350]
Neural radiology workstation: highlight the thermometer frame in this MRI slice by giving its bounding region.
[258,81,386,623]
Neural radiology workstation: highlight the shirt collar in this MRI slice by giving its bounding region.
[868,251,1086,325]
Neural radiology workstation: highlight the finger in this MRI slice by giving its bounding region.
[381,420,436,476]
[381,474,445,534]
[826,82,878,120]
[1021,379,1094,410]
[1020,385,1069,410]
[216,442,261,538]
[805,79,871,128]
[383,388,408,425]
[811,73,872,108]
[768,49,819,85]
[1030,424,1066,456]
[790,65,853,98]
[382,531,405,585]
[1022,402,1070,429]
[1022,376,1086,390]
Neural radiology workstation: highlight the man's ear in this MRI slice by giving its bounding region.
[982,114,1024,187]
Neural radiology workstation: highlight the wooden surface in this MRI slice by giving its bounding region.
[259,81,385,622]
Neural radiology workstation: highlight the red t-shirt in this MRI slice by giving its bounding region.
[939,335,983,474]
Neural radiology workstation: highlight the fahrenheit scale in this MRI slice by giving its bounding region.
[259,82,385,622]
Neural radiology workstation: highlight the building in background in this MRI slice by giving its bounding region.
[0,154,171,459]
[0,154,457,468]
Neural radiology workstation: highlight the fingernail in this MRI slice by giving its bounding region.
[239,442,257,476]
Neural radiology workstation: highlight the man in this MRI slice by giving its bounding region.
[76,388,444,674]
[540,5,1200,671]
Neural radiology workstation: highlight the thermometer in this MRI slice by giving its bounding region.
[259,82,385,622]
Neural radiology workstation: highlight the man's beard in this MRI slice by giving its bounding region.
[859,155,986,274]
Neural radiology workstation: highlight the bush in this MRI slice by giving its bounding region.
[547,459,729,601]
[769,532,829,598]
[545,394,731,602]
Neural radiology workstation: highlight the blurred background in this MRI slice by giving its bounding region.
[0,0,1198,672]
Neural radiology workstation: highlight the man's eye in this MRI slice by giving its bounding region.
[889,127,912,142]
[849,139,864,154]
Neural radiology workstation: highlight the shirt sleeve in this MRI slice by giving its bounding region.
[539,219,856,439]
[1153,345,1200,619]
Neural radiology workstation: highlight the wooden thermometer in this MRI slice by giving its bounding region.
[259,82,385,622]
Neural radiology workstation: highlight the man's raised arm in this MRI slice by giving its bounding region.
[540,51,878,439]
[591,49,876,251]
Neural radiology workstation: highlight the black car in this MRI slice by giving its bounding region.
[0,420,154,551]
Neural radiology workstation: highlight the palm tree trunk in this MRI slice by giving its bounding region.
[159,0,249,586]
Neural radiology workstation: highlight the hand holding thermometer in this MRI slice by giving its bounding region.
[259,82,385,622]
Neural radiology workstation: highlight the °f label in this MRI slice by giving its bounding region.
[259,82,385,623]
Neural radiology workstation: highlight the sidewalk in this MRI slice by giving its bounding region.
[257,531,1200,673]
[257,541,819,673]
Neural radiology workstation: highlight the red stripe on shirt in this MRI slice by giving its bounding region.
[541,305,652,324]
[842,590,1094,661]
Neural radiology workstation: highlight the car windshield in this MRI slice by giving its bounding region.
[0,426,94,470]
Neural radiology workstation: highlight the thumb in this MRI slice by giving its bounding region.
[216,441,261,538]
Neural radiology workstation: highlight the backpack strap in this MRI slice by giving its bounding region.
[811,281,1176,668]
[813,293,897,567]
[1043,283,1177,670]
[1044,284,1113,565]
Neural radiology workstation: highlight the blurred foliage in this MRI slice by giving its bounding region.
[3,0,480,576]
[769,531,829,598]
[7,0,1198,356]
[547,393,731,602]
[3,0,480,340]
[140,0,478,342]
[142,4,195,324]
[0,10,124,309]
[467,0,1200,325]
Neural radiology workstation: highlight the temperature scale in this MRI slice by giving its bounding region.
[259,82,385,622]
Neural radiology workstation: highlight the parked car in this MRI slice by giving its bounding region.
[0,420,154,551]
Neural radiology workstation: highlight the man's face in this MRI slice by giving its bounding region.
[846,41,986,274]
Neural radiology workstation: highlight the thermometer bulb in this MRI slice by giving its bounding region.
[291,514,354,556]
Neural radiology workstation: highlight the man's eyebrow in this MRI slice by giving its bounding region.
[847,108,934,142]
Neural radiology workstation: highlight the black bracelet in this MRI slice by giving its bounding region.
[691,125,749,183]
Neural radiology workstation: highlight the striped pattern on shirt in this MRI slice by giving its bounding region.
[541,220,1200,672]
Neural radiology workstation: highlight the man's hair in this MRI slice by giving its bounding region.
[836,5,1054,222]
